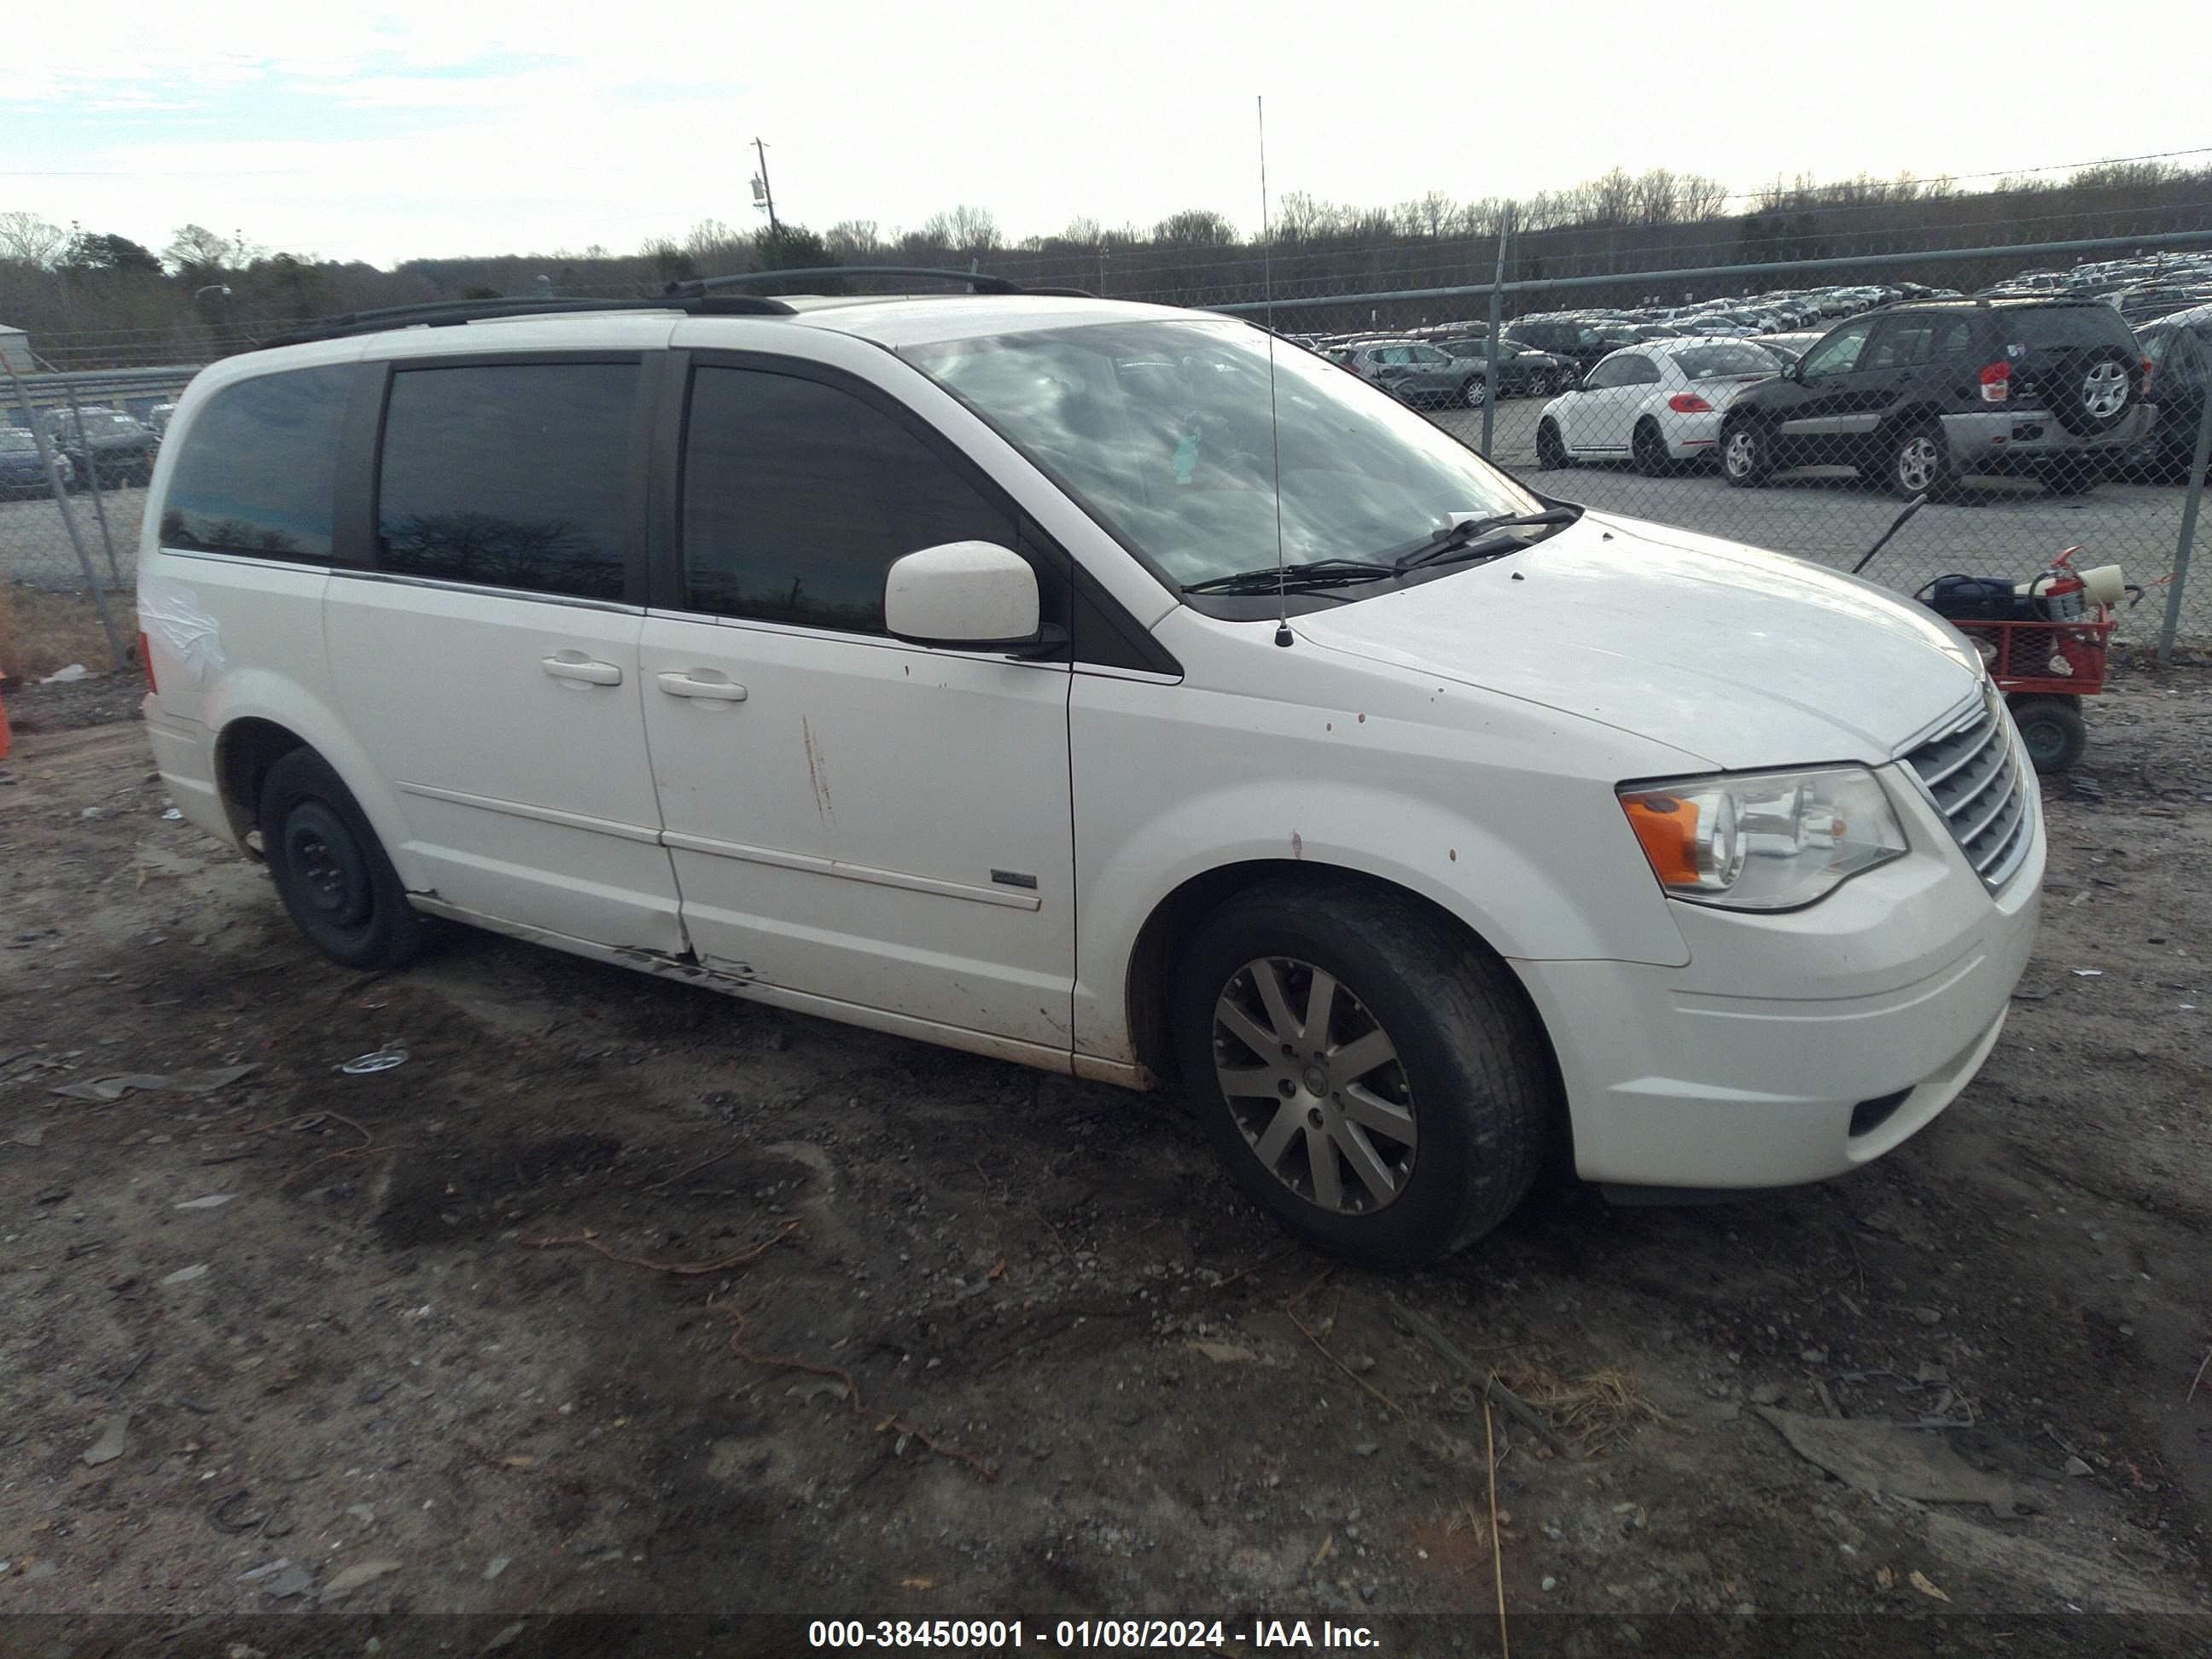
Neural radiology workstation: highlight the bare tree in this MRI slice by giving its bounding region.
[1586,167,1637,225]
[1272,192,1336,240]
[920,205,1002,249]
[1677,173,1729,220]
[0,212,67,268]
[1631,168,1678,224]
[683,218,747,258]
[1059,216,1103,246]
[163,223,236,278]
[1153,207,1239,246]
[826,219,882,259]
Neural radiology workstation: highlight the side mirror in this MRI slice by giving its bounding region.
[885,541,1054,654]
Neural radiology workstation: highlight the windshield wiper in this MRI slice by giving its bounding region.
[1183,557,1399,596]
[1392,507,1580,573]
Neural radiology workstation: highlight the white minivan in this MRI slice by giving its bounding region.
[137,286,2041,1266]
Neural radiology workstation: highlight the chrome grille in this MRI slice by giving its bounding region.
[1902,687,2034,891]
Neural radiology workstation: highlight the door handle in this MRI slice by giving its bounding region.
[541,655,622,686]
[657,671,748,701]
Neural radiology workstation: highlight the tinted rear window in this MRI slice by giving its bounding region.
[376,362,637,601]
[159,365,352,559]
[1674,344,1779,379]
[2009,306,2138,352]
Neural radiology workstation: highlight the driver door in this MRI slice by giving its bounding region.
[1776,317,1884,462]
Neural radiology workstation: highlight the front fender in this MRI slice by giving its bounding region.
[1070,775,1691,1068]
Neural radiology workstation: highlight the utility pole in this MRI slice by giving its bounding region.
[751,138,781,265]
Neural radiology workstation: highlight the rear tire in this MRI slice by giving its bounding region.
[2042,346,2135,439]
[1461,375,1488,409]
[258,748,426,971]
[1171,879,1552,1267]
[1885,422,1953,500]
[1632,420,1671,477]
[2009,696,2087,773]
[1536,420,1571,469]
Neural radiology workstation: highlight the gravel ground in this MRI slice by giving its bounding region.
[1,669,2209,1656]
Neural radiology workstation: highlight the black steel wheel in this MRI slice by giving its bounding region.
[258,748,427,970]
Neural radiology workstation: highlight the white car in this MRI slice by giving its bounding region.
[136,287,2040,1267]
[1536,338,1784,474]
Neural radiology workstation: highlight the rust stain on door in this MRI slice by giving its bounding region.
[801,717,834,822]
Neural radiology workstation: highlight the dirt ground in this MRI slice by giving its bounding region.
[3,664,2209,1656]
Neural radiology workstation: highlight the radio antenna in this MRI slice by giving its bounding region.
[1259,95,1291,648]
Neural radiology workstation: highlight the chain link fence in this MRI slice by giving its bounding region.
[5,224,2209,681]
[1197,231,2212,652]
[3,366,200,586]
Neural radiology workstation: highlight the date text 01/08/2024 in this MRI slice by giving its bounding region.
[807,1619,1382,1649]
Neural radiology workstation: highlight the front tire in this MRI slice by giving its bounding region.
[1461,375,1488,409]
[1171,880,1551,1267]
[1536,420,1571,469]
[258,748,427,971]
[1632,419,1671,477]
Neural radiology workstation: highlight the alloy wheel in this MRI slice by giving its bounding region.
[1895,434,1942,493]
[1212,957,1417,1214]
[2081,360,2129,421]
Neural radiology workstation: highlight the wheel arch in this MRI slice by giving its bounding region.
[1121,859,1567,1136]
[212,716,310,853]
[206,680,419,885]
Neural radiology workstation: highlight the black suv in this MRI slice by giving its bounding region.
[1499,316,1615,373]
[40,405,161,489]
[1716,299,2150,498]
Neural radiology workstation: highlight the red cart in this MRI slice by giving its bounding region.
[1950,608,2111,772]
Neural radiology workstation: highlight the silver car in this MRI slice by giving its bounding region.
[1327,339,1487,408]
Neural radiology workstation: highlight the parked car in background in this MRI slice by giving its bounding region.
[147,402,179,434]
[1437,337,1575,398]
[2122,304,2212,480]
[0,426,74,497]
[40,405,160,488]
[1329,339,1487,407]
[1535,339,1783,474]
[1500,316,1615,372]
[2111,282,2212,327]
[1754,331,1825,366]
[1718,298,2151,498]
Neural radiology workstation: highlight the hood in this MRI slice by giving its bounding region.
[1293,510,1982,771]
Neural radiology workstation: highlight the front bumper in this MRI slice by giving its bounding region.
[1515,760,2044,1190]
[1941,402,2151,465]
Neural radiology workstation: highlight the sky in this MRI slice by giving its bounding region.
[3,0,2206,268]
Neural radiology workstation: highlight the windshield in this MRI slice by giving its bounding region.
[0,429,34,452]
[905,319,1540,588]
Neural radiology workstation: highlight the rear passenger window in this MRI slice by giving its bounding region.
[376,362,637,601]
[159,365,351,558]
[680,366,1018,633]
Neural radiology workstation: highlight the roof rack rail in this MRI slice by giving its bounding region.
[667,266,1095,300]
[263,293,794,347]
[260,268,1098,350]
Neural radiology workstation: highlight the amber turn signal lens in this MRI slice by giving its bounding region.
[1621,792,1700,887]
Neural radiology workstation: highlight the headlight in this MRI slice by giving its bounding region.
[1617,765,1907,911]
